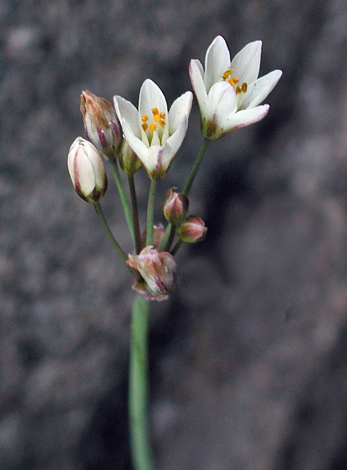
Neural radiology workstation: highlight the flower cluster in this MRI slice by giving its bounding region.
[67,36,282,301]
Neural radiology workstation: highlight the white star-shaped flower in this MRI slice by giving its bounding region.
[189,36,282,140]
[114,79,192,180]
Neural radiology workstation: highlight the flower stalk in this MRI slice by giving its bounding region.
[129,295,155,470]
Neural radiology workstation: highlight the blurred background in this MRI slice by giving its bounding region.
[1,0,347,468]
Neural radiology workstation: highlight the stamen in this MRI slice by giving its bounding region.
[222,69,233,80]
[159,112,166,119]
[150,123,157,133]
[228,77,239,87]
[142,123,148,131]
[159,119,166,128]
[236,82,248,95]
[141,115,148,123]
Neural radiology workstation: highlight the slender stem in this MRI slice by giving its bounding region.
[128,174,142,254]
[110,160,135,245]
[162,224,176,252]
[170,239,183,256]
[146,180,157,246]
[129,295,155,470]
[94,202,128,262]
[183,138,210,196]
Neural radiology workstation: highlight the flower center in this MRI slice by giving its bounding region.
[222,69,248,95]
[141,108,166,134]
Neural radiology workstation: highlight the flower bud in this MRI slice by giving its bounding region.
[177,216,207,243]
[80,90,122,160]
[162,188,189,225]
[126,246,177,301]
[67,137,107,203]
[118,139,141,175]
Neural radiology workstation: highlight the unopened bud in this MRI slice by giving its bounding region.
[126,246,177,301]
[177,216,207,243]
[80,90,122,160]
[163,188,189,224]
[67,137,107,203]
[118,139,141,174]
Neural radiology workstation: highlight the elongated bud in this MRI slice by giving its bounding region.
[118,139,141,174]
[177,215,207,243]
[67,137,107,203]
[126,246,177,301]
[80,90,122,161]
[163,188,189,225]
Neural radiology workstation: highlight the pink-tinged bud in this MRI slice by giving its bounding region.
[177,216,207,243]
[126,246,177,301]
[162,188,189,225]
[118,139,141,175]
[80,90,122,161]
[67,137,107,203]
[141,224,165,250]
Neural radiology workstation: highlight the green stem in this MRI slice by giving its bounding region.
[129,295,155,470]
[183,138,210,196]
[94,202,128,262]
[128,174,142,254]
[162,223,176,252]
[146,180,157,246]
[171,239,183,256]
[110,160,135,245]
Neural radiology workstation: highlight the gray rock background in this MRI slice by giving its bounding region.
[1,0,347,469]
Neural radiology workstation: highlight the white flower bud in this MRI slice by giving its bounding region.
[67,137,107,203]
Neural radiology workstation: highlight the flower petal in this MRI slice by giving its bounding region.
[139,79,168,123]
[206,81,237,120]
[165,115,188,164]
[204,36,230,93]
[114,96,141,138]
[189,59,208,113]
[230,40,262,86]
[241,70,283,109]
[121,119,149,162]
[168,91,193,134]
[219,104,270,133]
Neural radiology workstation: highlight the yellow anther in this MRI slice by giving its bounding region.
[228,76,239,87]
[149,123,157,133]
[222,69,233,80]
[141,115,149,122]
[236,82,248,95]
[159,119,166,128]
[153,114,160,123]
[142,123,148,131]
[159,112,166,119]
[152,108,159,116]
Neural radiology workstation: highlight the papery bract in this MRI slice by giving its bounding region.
[114,79,193,180]
[189,36,282,140]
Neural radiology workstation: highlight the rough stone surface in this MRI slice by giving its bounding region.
[1,0,347,469]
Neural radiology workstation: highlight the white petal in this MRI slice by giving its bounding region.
[219,104,269,133]
[74,148,95,195]
[122,122,149,163]
[204,36,230,93]
[168,91,193,134]
[114,96,141,138]
[189,60,208,113]
[139,79,168,122]
[165,115,188,164]
[230,40,262,86]
[242,70,283,109]
[206,81,237,121]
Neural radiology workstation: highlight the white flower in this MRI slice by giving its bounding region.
[67,137,107,203]
[189,36,282,140]
[114,79,193,180]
